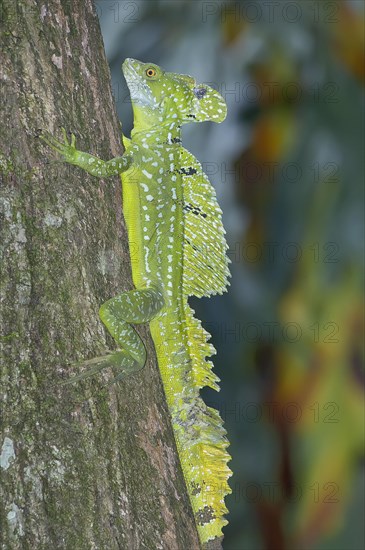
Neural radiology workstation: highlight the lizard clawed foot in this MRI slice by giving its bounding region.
[61,351,143,385]
[60,351,115,385]
[39,127,78,163]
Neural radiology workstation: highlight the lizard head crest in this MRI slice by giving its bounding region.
[123,58,227,126]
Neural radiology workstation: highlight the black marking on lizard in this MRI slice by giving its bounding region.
[193,87,208,99]
[179,166,198,176]
[184,203,207,218]
[196,505,216,526]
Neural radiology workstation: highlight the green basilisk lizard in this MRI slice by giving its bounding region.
[41,58,231,545]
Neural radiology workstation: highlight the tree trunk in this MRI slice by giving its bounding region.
[0,1,200,548]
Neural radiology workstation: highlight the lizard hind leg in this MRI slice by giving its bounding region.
[64,287,164,385]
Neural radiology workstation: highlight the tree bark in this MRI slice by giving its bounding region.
[0,1,200,548]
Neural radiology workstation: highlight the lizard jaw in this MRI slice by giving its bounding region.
[122,58,158,109]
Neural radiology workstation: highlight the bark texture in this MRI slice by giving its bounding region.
[0,1,200,548]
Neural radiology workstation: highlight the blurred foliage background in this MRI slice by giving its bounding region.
[95,1,364,548]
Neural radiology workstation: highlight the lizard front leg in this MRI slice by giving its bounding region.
[40,128,132,177]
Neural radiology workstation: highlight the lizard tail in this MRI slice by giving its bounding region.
[150,301,232,544]
[180,301,232,543]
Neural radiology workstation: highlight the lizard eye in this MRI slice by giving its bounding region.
[146,68,157,77]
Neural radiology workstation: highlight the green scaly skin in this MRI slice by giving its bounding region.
[41,58,232,545]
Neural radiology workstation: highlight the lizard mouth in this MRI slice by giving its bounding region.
[122,58,158,109]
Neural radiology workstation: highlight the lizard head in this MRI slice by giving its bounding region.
[122,58,227,127]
